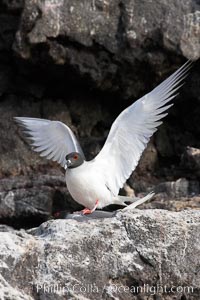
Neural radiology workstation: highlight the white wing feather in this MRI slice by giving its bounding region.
[93,61,192,196]
[14,117,84,167]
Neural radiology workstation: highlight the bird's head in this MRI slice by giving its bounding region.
[65,152,84,169]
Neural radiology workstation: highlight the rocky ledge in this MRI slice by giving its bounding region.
[0,209,200,300]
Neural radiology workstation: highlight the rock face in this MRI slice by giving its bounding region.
[1,209,200,300]
[14,0,200,94]
[0,175,83,228]
[181,147,200,178]
[0,0,200,224]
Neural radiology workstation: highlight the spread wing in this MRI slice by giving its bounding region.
[93,60,192,196]
[15,117,84,167]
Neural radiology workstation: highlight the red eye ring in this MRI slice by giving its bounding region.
[73,155,78,160]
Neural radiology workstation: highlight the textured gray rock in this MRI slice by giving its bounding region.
[145,195,200,211]
[0,175,81,228]
[14,0,200,97]
[0,209,200,300]
[0,176,53,219]
[0,0,199,181]
[129,178,200,211]
[155,178,190,198]
[181,147,200,177]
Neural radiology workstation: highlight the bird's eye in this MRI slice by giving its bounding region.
[73,155,78,160]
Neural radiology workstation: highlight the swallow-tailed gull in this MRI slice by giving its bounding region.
[15,61,191,214]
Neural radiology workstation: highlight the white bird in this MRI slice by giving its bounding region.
[15,61,191,214]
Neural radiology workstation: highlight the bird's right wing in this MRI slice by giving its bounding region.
[93,61,192,196]
[15,117,85,168]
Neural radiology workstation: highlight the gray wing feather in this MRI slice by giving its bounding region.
[15,117,84,167]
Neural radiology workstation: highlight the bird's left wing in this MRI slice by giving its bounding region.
[14,117,85,167]
[93,61,192,196]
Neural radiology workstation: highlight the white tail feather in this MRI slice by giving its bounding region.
[122,192,155,211]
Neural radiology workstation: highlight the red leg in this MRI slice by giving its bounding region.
[74,200,99,215]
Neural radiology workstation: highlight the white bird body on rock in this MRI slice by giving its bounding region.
[15,61,191,214]
[65,161,113,209]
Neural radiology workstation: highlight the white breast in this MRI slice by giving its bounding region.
[65,161,112,209]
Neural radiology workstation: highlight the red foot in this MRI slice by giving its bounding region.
[74,200,99,215]
[81,208,93,215]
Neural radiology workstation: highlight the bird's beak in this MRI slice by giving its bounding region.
[66,159,72,167]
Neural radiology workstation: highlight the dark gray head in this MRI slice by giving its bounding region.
[65,152,84,169]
